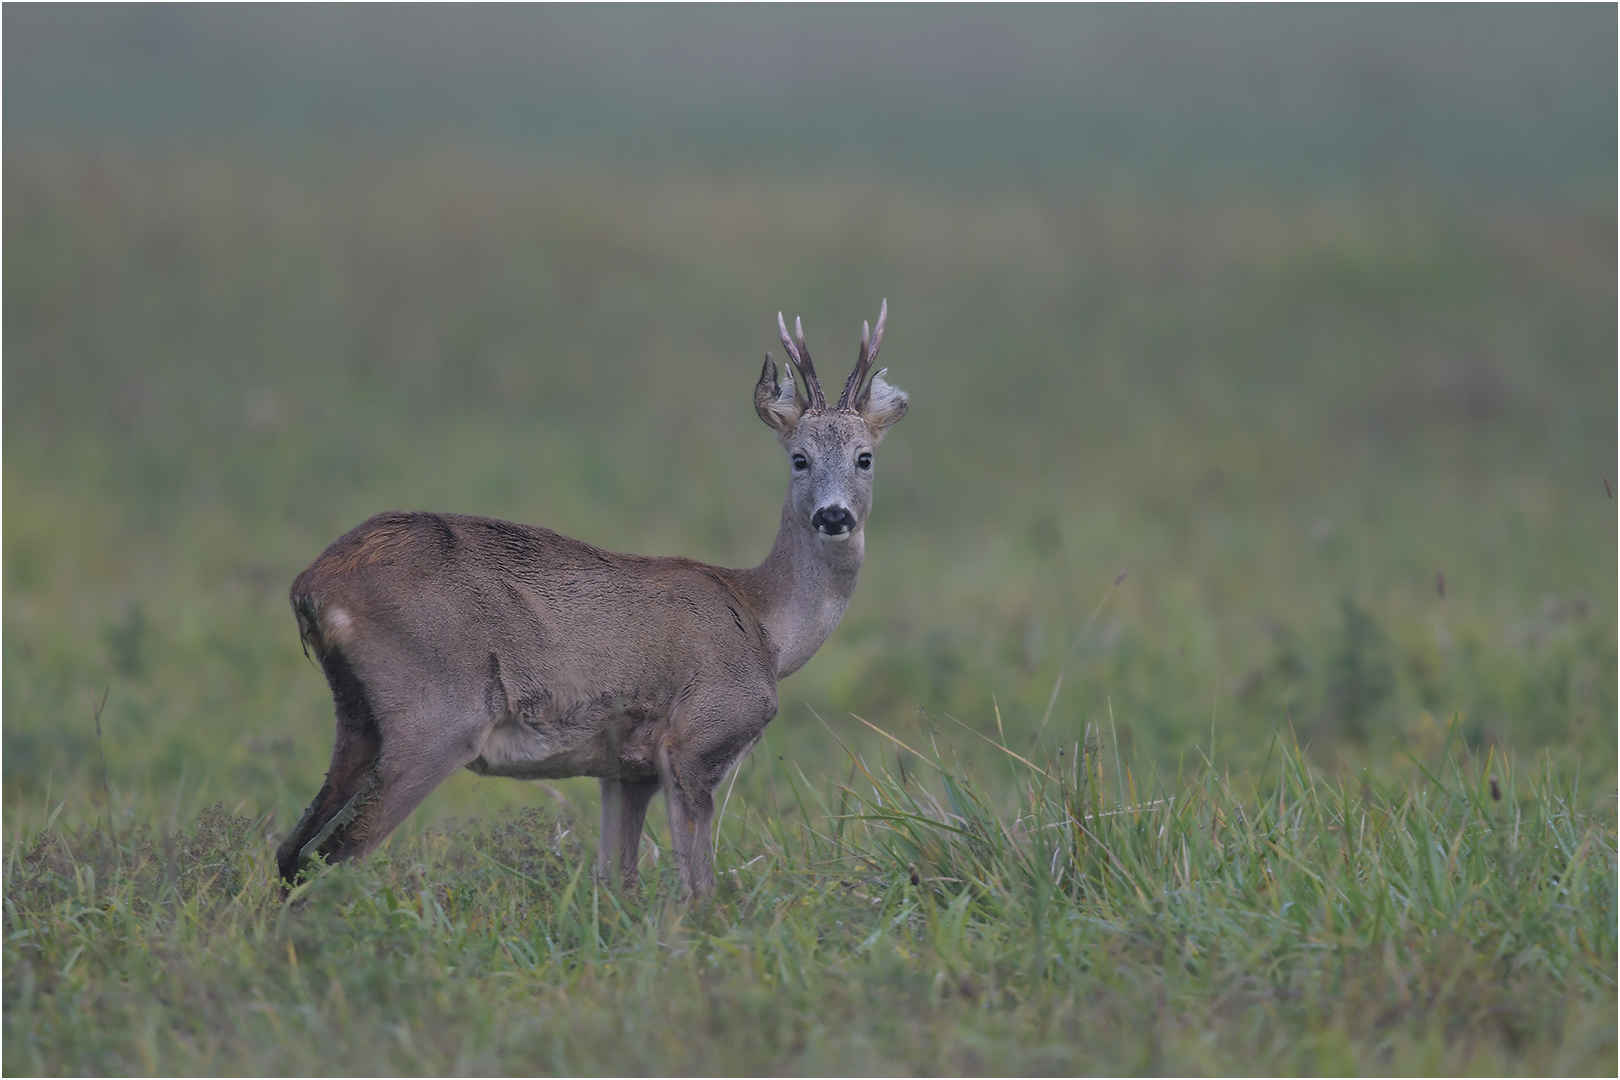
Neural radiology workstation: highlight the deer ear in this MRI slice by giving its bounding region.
[755,355,803,436]
[855,368,907,442]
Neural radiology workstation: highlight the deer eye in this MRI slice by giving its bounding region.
[856,452,873,470]
[791,453,809,472]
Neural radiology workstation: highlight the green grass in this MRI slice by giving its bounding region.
[6,732,1613,1074]
[3,135,1614,1072]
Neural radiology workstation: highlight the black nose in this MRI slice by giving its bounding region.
[812,506,855,534]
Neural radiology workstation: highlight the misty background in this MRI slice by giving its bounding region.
[6,6,1614,199]
[5,6,1614,825]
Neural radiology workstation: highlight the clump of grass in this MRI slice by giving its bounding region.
[827,713,1613,980]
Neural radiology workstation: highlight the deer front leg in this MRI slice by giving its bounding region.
[661,773,718,899]
[658,686,776,899]
[597,777,660,890]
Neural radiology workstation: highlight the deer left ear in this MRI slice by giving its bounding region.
[855,368,907,443]
[755,354,803,437]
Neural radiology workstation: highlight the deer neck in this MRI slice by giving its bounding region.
[739,496,864,678]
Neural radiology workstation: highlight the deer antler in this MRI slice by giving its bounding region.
[777,312,826,413]
[837,298,887,411]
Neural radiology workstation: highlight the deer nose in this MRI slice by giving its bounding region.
[812,506,855,536]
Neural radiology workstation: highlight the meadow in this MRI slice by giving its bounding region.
[4,142,1613,1076]
[3,8,1616,1074]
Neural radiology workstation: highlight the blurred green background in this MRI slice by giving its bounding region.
[4,6,1614,837]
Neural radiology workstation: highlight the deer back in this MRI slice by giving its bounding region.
[293,512,780,770]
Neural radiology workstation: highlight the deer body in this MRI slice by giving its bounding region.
[277,303,906,897]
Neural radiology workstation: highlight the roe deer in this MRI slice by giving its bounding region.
[277,302,907,897]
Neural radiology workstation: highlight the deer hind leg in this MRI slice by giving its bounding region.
[597,777,661,890]
[280,721,488,885]
[279,653,492,886]
[347,718,490,855]
[278,651,383,884]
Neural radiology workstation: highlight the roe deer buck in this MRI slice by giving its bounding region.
[277,302,907,897]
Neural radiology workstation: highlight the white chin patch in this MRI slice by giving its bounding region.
[818,528,853,543]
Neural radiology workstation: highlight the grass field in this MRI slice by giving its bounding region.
[6,728,1614,1074]
[4,8,1616,1075]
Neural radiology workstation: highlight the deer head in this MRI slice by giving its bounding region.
[753,299,908,543]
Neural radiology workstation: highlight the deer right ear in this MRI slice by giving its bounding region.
[855,368,908,443]
[755,354,803,436]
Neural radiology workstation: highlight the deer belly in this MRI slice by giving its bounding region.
[469,702,661,782]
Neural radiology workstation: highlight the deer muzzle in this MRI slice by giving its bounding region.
[811,505,856,540]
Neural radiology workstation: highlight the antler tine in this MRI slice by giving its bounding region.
[837,322,870,411]
[775,312,801,366]
[837,298,887,411]
[779,312,825,411]
[776,312,807,411]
